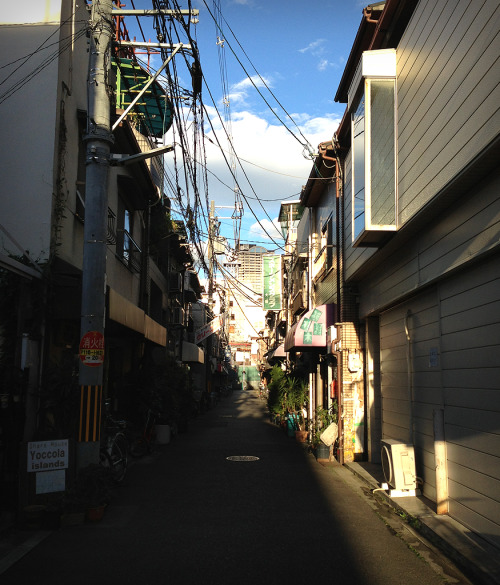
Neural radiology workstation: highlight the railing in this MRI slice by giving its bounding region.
[107,208,117,245]
[123,230,141,274]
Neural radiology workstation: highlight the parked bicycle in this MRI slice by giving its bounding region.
[100,405,128,483]
[129,405,160,458]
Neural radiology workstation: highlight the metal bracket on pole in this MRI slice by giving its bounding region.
[109,144,174,166]
[116,41,192,52]
[112,45,182,132]
[112,8,199,17]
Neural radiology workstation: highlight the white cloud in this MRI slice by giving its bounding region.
[163,99,342,250]
[227,75,272,106]
[299,39,327,55]
[248,218,282,242]
[318,59,329,71]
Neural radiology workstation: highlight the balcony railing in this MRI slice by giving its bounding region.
[107,208,117,245]
[123,230,141,274]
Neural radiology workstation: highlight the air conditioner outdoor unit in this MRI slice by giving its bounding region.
[381,439,417,491]
[171,307,185,326]
[169,272,182,292]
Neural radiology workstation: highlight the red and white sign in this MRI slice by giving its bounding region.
[79,330,104,367]
[195,316,222,344]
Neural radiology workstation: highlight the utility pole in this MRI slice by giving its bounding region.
[76,2,198,467]
[208,200,215,310]
[77,0,114,468]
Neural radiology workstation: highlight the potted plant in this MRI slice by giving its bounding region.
[286,378,308,441]
[266,365,287,425]
[311,404,337,460]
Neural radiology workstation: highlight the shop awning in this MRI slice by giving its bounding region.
[182,341,204,364]
[284,304,337,352]
[109,288,145,334]
[144,314,166,347]
[268,343,287,363]
[108,288,166,346]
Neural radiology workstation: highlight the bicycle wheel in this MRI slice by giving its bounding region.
[109,433,127,482]
[130,436,147,458]
[99,448,113,478]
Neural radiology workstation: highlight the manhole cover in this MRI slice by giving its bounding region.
[226,456,260,462]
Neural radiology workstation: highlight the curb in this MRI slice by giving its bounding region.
[344,462,500,585]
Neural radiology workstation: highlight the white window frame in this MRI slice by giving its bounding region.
[350,49,398,247]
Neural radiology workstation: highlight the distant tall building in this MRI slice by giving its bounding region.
[225,244,270,367]
[233,244,269,294]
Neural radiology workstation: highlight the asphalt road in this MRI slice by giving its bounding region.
[1,389,473,585]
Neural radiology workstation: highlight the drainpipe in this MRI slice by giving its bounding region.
[308,209,314,421]
[331,322,344,465]
[404,310,414,445]
[332,137,344,464]
[434,408,449,514]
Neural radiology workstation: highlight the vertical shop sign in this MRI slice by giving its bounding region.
[262,255,282,310]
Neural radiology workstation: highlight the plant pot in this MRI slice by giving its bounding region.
[287,414,299,437]
[42,507,62,530]
[315,442,330,461]
[85,504,107,523]
[295,430,308,443]
[61,512,85,527]
[22,505,47,529]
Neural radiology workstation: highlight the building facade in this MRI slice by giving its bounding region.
[333,0,500,548]
[0,2,210,515]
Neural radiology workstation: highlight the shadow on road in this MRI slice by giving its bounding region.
[0,390,451,585]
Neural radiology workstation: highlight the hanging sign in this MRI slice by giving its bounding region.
[79,330,105,367]
[262,254,282,310]
[195,316,222,344]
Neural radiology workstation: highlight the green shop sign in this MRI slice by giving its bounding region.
[262,255,282,310]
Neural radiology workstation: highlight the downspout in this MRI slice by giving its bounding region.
[308,209,314,422]
[404,310,414,445]
[332,349,343,465]
[333,135,344,464]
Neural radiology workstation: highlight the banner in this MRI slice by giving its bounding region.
[262,254,282,310]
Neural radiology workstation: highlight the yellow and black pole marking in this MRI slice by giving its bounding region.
[78,385,102,442]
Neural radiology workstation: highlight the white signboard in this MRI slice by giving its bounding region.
[27,439,69,473]
[36,469,66,494]
[195,316,221,344]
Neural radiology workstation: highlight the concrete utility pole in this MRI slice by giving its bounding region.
[208,200,215,310]
[77,0,114,468]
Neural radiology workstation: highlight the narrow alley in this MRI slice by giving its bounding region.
[0,389,473,585]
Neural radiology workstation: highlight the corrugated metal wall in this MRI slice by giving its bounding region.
[380,254,500,548]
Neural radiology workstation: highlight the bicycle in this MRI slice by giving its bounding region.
[100,409,128,483]
[129,406,159,458]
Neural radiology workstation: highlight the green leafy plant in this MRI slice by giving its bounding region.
[310,402,338,447]
[267,366,309,432]
[266,365,287,419]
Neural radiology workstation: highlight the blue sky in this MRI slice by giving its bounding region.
[124,1,365,252]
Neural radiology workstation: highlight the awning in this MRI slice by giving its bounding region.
[108,288,166,346]
[268,343,287,363]
[284,304,337,352]
[182,341,204,364]
[144,314,166,347]
[109,288,145,334]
